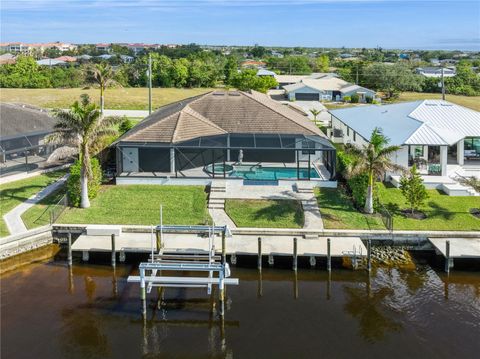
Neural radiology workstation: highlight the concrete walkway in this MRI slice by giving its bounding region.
[209,208,237,228]
[3,175,67,235]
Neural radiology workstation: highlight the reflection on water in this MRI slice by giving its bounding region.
[1,253,480,359]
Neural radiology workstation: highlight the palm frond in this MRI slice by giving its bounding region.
[47,146,78,163]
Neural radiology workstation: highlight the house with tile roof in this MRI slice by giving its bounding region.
[114,90,337,186]
[329,100,480,194]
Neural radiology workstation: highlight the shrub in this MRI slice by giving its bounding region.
[336,149,354,180]
[343,95,351,103]
[365,96,373,104]
[350,93,360,103]
[372,99,380,104]
[399,165,428,214]
[67,158,103,207]
[347,173,369,208]
[119,118,134,134]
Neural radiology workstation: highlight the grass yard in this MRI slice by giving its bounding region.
[316,184,480,231]
[54,185,210,226]
[0,87,213,110]
[0,170,66,237]
[225,199,304,228]
[377,183,480,231]
[315,188,385,230]
[21,186,66,230]
[395,92,480,111]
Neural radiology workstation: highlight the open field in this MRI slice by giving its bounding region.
[316,184,480,231]
[0,87,213,110]
[225,199,304,228]
[0,170,66,237]
[52,185,211,226]
[394,92,480,111]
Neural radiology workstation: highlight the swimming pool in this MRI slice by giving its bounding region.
[229,166,320,180]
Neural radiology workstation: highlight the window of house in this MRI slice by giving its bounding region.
[347,127,350,136]
[415,146,424,157]
[353,132,356,141]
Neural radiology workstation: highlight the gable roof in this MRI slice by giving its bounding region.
[119,90,325,144]
[0,103,56,141]
[330,100,480,146]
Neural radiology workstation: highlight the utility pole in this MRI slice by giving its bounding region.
[356,64,359,85]
[148,53,152,115]
[441,66,445,100]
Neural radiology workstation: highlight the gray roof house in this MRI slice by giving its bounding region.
[0,103,60,176]
[284,77,376,102]
[415,67,456,78]
[329,100,480,195]
[115,90,337,186]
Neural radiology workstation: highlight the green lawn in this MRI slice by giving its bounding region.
[0,170,66,237]
[315,184,480,231]
[53,185,210,226]
[225,199,304,228]
[21,186,66,230]
[377,183,480,231]
[315,188,385,230]
[0,87,213,110]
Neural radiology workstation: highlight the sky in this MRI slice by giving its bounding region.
[1,0,479,50]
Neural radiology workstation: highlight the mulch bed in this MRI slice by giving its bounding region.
[401,209,427,220]
[469,208,480,219]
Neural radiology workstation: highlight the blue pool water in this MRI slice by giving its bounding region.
[229,166,319,180]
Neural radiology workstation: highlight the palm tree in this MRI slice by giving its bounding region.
[48,94,120,208]
[345,128,404,214]
[309,108,321,122]
[88,63,118,113]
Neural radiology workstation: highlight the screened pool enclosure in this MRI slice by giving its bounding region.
[116,133,336,181]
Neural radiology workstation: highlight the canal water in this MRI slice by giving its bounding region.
[1,249,479,359]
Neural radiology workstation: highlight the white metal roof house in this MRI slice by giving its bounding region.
[415,67,456,78]
[329,100,480,195]
[284,77,376,102]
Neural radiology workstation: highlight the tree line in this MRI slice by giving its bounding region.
[1,50,479,97]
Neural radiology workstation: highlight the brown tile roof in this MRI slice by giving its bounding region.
[119,90,326,144]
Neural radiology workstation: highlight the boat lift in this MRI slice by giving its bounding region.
[128,209,238,317]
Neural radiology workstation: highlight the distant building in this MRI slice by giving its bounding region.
[416,67,456,78]
[36,58,67,66]
[284,77,376,102]
[0,53,16,65]
[240,60,266,69]
[0,42,77,54]
[96,43,112,53]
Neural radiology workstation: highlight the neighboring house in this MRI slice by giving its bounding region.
[96,43,112,53]
[76,54,93,61]
[257,69,277,77]
[329,100,480,192]
[0,104,59,176]
[1,42,76,54]
[284,77,376,102]
[416,67,456,78]
[54,56,77,63]
[36,59,67,66]
[114,90,337,185]
[275,73,338,87]
[0,53,16,65]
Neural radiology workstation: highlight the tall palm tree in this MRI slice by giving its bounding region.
[309,108,321,122]
[48,94,120,208]
[345,128,404,214]
[88,63,118,113]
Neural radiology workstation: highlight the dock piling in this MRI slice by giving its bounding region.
[111,234,116,268]
[367,239,372,272]
[257,237,262,271]
[268,254,274,266]
[292,237,298,272]
[67,232,72,267]
[445,240,451,273]
[222,231,226,264]
[155,229,161,253]
[219,269,225,317]
[140,268,146,317]
[327,238,331,272]
[309,256,316,268]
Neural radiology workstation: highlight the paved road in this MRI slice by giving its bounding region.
[3,175,68,235]
[102,109,150,118]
